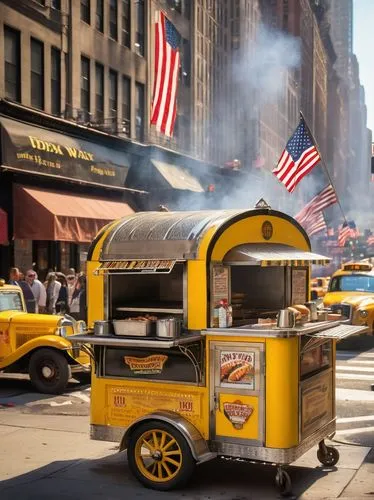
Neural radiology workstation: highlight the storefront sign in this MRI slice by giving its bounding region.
[223,400,254,429]
[0,117,129,188]
[220,350,255,388]
[104,346,199,383]
[301,370,333,439]
[106,386,202,429]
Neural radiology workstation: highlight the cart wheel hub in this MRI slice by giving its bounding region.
[152,450,162,461]
[42,366,54,379]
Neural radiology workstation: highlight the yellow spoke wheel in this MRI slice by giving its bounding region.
[127,421,195,491]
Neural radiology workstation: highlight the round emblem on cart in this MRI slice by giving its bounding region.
[262,221,273,240]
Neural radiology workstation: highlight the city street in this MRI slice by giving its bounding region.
[0,349,374,499]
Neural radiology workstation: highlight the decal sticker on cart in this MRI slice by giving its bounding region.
[0,329,9,344]
[223,400,254,429]
[124,354,168,375]
[220,351,255,387]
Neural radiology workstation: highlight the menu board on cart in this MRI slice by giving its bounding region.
[301,370,333,439]
[211,265,230,307]
[219,350,255,389]
[291,269,307,304]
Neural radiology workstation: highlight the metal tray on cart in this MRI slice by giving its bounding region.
[113,319,153,336]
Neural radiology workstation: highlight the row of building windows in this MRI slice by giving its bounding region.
[4,25,60,113]
[80,56,144,140]
[4,24,144,141]
[80,0,144,56]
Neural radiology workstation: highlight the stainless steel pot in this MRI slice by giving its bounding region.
[156,318,181,338]
[305,301,318,321]
[94,320,111,336]
[277,309,296,328]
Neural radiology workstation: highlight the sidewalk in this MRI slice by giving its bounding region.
[0,412,373,499]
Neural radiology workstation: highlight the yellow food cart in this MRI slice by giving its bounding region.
[71,202,366,495]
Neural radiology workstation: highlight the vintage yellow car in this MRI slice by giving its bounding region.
[311,276,330,299]
[323,262,374,334]
[0,280,89,393]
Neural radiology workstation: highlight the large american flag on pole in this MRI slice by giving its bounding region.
[150,11,181,137]
[295,184,338,225]
[273,117,321,193]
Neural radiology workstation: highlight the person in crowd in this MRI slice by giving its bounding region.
[8,267,36,313]
[55,272,69,315]
[69,274,87,322]
[66,273,77,305]
[45,272,61,314]
[25,269,47,314]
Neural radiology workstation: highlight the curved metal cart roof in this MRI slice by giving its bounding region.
[94,207,318,262]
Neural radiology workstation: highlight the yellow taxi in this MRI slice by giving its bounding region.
[323,262,374,334]
[0,279,89,393]
[311,276,330,298]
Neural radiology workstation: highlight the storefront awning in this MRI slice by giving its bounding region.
[223,243,330,266]
[0,208,8,245]
[151,159,205,192]
[13,185,134,243]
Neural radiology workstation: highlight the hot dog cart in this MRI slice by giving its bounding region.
[71,202,367,495]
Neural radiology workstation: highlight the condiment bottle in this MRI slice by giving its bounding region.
[218,300,227,328]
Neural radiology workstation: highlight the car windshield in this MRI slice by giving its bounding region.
[0,292,23,312]
[329,275,374,293]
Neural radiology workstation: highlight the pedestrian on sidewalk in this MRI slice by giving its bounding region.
[69,274,87,322]
[45,272,61,314]
[56,272,69,315]
[25,270,47,314]
[8,267,36,313]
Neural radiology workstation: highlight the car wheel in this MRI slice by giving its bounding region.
[127,421,196,491]
[29,348,70,394]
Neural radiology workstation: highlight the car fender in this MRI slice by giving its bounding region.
[0,335,75,369]
[119,410,216,464]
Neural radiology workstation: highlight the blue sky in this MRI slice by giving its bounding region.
[353,0,374,133]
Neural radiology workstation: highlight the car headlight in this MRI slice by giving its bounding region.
[359,310,369,318]
[57,326,68,337]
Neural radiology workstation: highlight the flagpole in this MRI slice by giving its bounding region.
[299,111,348,226]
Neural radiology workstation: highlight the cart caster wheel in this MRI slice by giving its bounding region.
[275,469,292,497]
[127,420,195,491]
[317,445,340,466]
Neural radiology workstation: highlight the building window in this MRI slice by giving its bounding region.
[96,0,104,32]
[52,0,61,9]
[109,69,118,130]
[181,38,191,87]
[31,38,44,110]
[95,63,104,123]
[135,0,144,56]
[109,0,118,40]
[4,26,21,102]
[81,0,90,24]
[122,76,130,136]
[81,56,90,118]
[51,47,61,116]
[135,82,144,141]
[122,0,130,47]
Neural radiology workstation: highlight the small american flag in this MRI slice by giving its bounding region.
[338,221,358,247]
[151,11,181,137]
[367,235,374,246]
[295,184,337,225]
[273,117,321,193]
[303,211,327,237]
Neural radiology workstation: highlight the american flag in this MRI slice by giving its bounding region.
[273,117,321,193]
[338,221,358,247]
[302,211,327,237]
[295,184,337,225]
[367,235,374,246]
[150,11,181,137]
